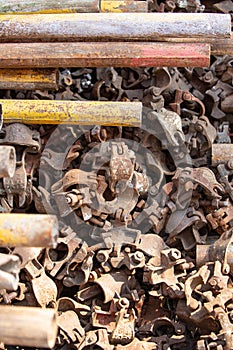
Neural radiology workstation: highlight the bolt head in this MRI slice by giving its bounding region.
[133,251,144,263]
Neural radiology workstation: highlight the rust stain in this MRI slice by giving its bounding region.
[0,42,210,68]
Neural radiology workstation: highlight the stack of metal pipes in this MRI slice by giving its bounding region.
[0,0,230,125]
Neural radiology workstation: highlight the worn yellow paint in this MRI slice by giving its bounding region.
[0,228,28,246]
[0,213,58,247]
[1,8,77,14]
[0,100,142,127]
[0,69,56,83]
[0,0,146,13]
[0,12,228,26]
[101,0,148,12]
[0,68,58,90]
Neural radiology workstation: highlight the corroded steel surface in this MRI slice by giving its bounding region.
[0,0,148,14]
[0,3,233,350]
[1,62,233,348]
[0,68,58,90]
[0,42,210,68]
[0,214,58,247]
[212,144,233,166]
[0,13,229,42]
[0,0,100,13]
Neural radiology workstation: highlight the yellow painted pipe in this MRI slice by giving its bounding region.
[0,100,142,127]
[0,0,147,14]
[100,0,148,12]
[0,68,58,90]
[0,214,58,248]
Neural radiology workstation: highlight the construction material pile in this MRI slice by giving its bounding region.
[0,1,233,350]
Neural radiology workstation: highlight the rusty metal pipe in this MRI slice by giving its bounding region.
[0,146,16,178]
[0,0,147,13]
[0,214,58,248]
[0,42,210,68]
[0,13,229,43]
[0,306,57,347]
[149,33,233,56]
[211,35,233,56]
[0,100,142,126]
[0,0,100,13]
[0,68,58,90]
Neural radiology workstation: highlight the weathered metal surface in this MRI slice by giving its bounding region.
[212,144,233,166]
[211,34,233,55]
[213,0,233,14]
[0,253,20,291]
[0,0,148,14]
[0,306,57,347]
[196,230,233,272]
[0,42,210,68]
[0,123,41,209]
[0,68,58,90]
[0,0,100,13]
[0,13,229,42]
[0,214,58,247]
[0,146,16,178]
[149,0,204,12]
[1,0,203,15]
[100,0,148,12]
[142,33,233,57]
[0,100,142,126]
